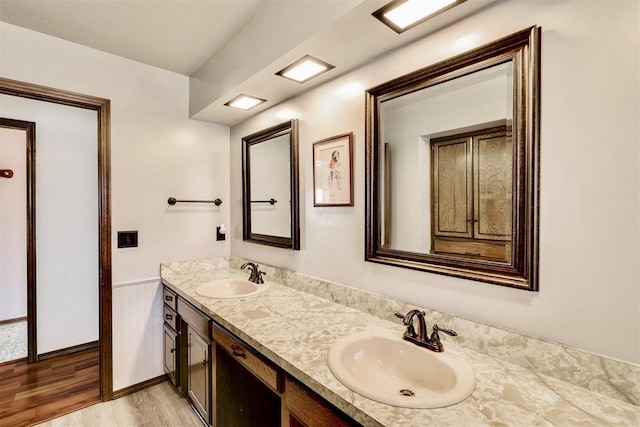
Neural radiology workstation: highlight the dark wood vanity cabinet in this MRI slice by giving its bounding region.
[161,285,358,427]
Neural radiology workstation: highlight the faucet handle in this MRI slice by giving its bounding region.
[394,311,418,338]
[427,324,457,352]
[432,324,457,337]
[430,324,457,342]
[255,268,265,284]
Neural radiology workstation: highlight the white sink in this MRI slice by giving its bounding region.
[327,329,475,408]
[195,279,269,299]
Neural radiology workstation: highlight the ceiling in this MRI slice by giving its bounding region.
[0,0,263,75]
[0,0,498,126]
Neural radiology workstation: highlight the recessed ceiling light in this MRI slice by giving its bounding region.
[373,0,466,34]
[224,94,266,110]
[276,55,335,83]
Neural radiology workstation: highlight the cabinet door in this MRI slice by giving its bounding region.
[432,138,473,238]
[473,129,512,241]
[163,324,178,386]
[187,327,211,424]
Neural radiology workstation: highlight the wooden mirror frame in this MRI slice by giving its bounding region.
[242,119,300,250]
[365,27,540,291]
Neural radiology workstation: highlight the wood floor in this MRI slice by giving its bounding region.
[34,382,202,427]
[0,348,99,427]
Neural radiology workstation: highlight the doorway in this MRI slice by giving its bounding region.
[0,77,112,401]
[0,119,35,364]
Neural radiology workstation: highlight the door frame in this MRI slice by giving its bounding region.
[0,77,113,400]
[0,117,37,362]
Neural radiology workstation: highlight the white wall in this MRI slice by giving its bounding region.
[231,0,640,364]
[0,127,27,322]
[0,22,231,388]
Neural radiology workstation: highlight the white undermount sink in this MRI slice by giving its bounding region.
[327,329,475,408]
[195,279,269,299]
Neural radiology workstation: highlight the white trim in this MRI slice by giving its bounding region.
[112,277,160,289]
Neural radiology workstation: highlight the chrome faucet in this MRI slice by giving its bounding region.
[394,310,457,352]
[241,262,265,284]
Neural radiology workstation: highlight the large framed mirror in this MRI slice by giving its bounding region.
[242,119,300,250]
[365,27,540,290]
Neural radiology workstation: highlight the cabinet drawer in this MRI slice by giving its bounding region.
[285,376,351,427]
[162,286,178,311]
[213,325,281,392]
[432,237,511,262]
[177,298,211,340]
[163,305,178,331]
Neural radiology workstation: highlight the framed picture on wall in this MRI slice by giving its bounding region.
[313,132,354,207]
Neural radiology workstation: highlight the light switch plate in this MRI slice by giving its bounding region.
[117,230,138,248]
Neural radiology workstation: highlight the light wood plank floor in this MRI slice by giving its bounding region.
[34,382,203,427]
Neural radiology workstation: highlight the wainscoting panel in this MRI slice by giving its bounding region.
[112,278,164,391]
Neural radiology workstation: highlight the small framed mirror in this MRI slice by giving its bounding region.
[242,119,300,250]
[365,27,540,290]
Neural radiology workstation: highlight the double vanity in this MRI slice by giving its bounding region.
[160,257,640,426]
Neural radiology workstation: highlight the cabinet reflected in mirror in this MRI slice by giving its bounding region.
[366,27,540,290]
[242,120,300,250]
[430,124,512,263]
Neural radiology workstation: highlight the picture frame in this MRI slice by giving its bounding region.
[313,132,354,207]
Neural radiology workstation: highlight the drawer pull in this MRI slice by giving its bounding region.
[165,314,173,321]
[231,344,247,359]
[202,359,207,366]
[165,295,173,302]
[170,347,175,354]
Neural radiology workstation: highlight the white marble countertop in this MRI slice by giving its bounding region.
[160,262,640,426]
